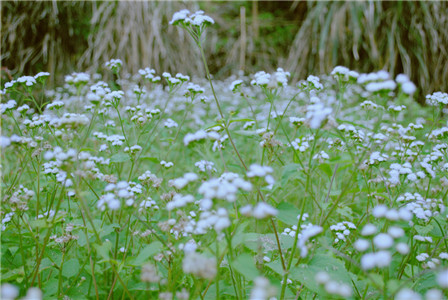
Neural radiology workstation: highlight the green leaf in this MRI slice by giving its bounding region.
[39,258,53,272]
[290,253,353,293]
[276,202,299,226]
[266,260,285,276]
[232,253,259,281]
[318,163,333,178]
[43,278,59,296]
[62,258,80,278]
[130,241,163,266]
[140,156,159,163]
[281,163,302,185]
[229,118,254,124]
[94,241,112,261]
[110,153,130,163]
[232,232,259,248]
[414,224,433,235]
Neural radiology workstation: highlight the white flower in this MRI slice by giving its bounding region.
[416,253,429,262]
[182,252,216,279]
[249,277,276,300]
[361,224,377,236]
[437,269,448,288]
[361,251,391,270]
[373,233,394,249]
[372,205,388,218]
[229,79,243,92]
[388,226,404,238]
[396,243,409,255]
[306,75,323,90]
[306,102,332,129]
[252,202,278,219]
[425,289,443,300]
[1,283,19,300]
[395,288,422,300]
[169,9,190,25]
[105,58,123,71]
[354,239,370,252]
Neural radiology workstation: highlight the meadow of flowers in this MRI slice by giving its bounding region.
[1,9,448,300]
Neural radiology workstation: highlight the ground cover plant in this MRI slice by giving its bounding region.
[1,9,448,300]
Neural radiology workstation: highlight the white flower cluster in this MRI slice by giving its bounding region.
[289,135,313,152]
[330,66,359,81]
[194,208,231,233]
[138,171,163,188]
[0,100,17,114]
[49,113,90,129]
[398,194,445,221]
[229,79,243,92]
[247,164,275,187]
[366,151,389,165]
[306,102,332,129]
[2,212,15,231]
[184,82,204,98]
[249,277,277,300]
[315,271,352,298]
[139,197,159,212]
[281,222,323,257]
[182,251,216,279]
[93,132,126,147]
[17,75,37,87]
[395,74,417,95]
[162,72,189,86]
[306,75,323,90]
[0,284,42,300]
[164,118,178,128]
[395,288,445,300]
[195,160,216,173]
[124,144,142,155]
[104,90,125,106]
[170,10,214,27]
[251,68,290,89]
[360,250,392,270]
[360,100,380,110]
[166,194,195,211]
[46,100,64,110]
[371,204,412,221]
[65,72,90,85]
[198,172,252,207]
[240,202,278,219]
[415,252,441,269]
[313,150,330,162]
[289,117,305,127]
[169,172,198,189]
[183,129,220,146]
[357,70,396,93]
[97,181,142,211]
[330,221,356,243]
[388,104,406,112]
[251,71,271,87]
[355,214,412,270]
[160,160,174,168]
[138,67,160,82]
[425,91,448,106]
[105,58,122,71]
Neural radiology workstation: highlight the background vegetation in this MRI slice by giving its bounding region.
[2,0,448,102]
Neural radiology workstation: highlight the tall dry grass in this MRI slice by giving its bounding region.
[77,1,206,78]
[1,1,91,84]
[285,1,448,99]
[2,1,447,99]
